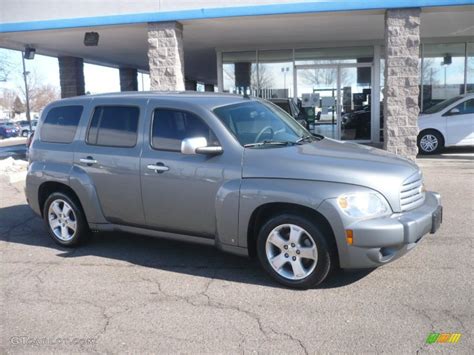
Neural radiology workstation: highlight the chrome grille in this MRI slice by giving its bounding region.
[400,172,425,211]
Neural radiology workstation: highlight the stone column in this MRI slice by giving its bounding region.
[58,56,85,98]
[119,67,138,91]
[147,21,185,91]
[383,8,421,159]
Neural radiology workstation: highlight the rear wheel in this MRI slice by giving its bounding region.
[256,214,336,289]
[43,192,89,247]
[418,130,444,155]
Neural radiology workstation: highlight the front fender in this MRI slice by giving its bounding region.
[238,178,377,250]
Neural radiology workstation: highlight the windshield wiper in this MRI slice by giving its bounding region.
[244,140,297,148]
[296,133,324,143]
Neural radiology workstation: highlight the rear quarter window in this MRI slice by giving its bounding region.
[40,105,83,143]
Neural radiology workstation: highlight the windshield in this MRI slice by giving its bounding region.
[423,95,463,114]
[213,100,315,147]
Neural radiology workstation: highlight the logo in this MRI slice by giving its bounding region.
[426,333,462,344]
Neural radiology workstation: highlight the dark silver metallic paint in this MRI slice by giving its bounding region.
[26,92,442,269]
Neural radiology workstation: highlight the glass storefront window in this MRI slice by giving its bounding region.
[222,51,257,95]
[421,43,465,111]
[340,66,372,140]
[467,43,474,93]
[257,49,294,99]
[295,46,374,65]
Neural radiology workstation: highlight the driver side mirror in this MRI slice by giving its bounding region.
[448,108,460,115]
[181,137,223,155]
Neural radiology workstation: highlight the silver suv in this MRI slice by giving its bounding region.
[25,92,443,289]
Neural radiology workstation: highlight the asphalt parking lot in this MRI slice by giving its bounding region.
[1,153,473,354]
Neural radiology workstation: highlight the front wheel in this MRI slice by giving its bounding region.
[418,130,444,155]
[43,192,90,247]
[257,214,336,289]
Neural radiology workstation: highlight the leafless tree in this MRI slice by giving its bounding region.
[253,64,275,89]
[0,51,13,82]
[222,63,275,89]
[17,69,60,112]
[301,62,351,88]
[421,58,440,86]
[0,89,17,113]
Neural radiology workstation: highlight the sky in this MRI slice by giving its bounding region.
[0,48,150,95]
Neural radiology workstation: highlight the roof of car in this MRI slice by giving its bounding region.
[58,91,259,110]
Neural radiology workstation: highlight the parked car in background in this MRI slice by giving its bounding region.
[418,94,474,154]
[268,98,309,128]
[26,92,442,289]
[341,104,384,141]
[18,120,38,137]
[0,122,20,139]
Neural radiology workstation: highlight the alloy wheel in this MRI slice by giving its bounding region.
[265,224,318,280]
[48,199,77,241]
[420,134,438,153]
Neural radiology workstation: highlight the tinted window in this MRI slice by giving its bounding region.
[423,95,463,114]
[87,106,139,147]
[151,109,218,151]
[214,101,307,146]
[451,99,474,115]
[41,106,83,143]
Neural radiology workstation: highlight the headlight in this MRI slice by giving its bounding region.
[337,192,391,219]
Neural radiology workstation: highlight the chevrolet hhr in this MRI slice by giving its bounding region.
[25,92,443,289]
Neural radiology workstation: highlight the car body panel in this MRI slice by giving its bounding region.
[242,138,418,212]
[72,96,148,226]
[25,92,442,271]
[419,94,474,147]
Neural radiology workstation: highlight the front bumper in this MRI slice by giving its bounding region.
[319,191,442,269]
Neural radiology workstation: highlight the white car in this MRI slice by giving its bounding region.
[418,94,474,154]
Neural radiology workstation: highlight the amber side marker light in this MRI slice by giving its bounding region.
[346,230,354,245]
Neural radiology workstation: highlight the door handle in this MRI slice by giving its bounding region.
[80,157,98,165]
[147,162,169,173]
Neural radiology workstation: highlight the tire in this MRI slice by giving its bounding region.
[43,192,90,247]
[22,130,28,137]
[256,214,336,289]
[418,130,444,155]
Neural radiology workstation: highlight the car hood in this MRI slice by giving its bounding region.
[242,138,420,211]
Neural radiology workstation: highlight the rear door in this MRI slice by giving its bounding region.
[74,98,147,226]
[445,98,474,146]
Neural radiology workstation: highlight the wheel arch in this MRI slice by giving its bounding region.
[246,202,338,264]
[418,128,445,146]
[38,181,85,218]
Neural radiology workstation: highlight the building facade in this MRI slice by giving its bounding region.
[1,0,473,158]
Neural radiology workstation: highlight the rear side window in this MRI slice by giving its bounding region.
[151,109,218,151]
[41,106,83,143]
[87,106,139,147]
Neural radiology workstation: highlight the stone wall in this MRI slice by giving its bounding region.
[383,8,421,160]
[147,21,185,91]
[58,56,85,98]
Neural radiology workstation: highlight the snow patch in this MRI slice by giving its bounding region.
[0,157,28,183]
